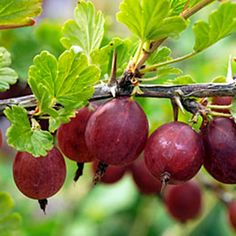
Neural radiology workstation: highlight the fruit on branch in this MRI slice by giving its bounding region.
[164,181,202,223]
[202,117,236,184]
[144,122,204,185]
[129,155,161,195]
[85,97,148,166]
[13,147,66,211]
[92,161,126,184]
[57,103,98,181]
[228,201,236,231]
[57,103,98,162]
[211,96,232,114]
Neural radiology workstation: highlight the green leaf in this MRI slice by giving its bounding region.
[211,76,226,83]
[0,192,21,234]
[0,0,42,29]
[147,47,172,65]
[61,0,105,57]
[170,0,188,15]
[166,74,196,84]
[0,47,18,92]
[28,49,100,134]
[29,49,100,112]
[0,213,21,232]
[0,47,11,68]
[0,193,14,218]
[4,106,53,157]
[49,108,75,132]
[117,0,187,41]
[0,68,18,92]
[193,2,236,52]
[91,37,134,78]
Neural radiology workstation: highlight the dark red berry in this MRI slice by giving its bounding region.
[202,117,236,184]
[92,161,126,184]
[211,96,232,113]
[228,201,236,231]
[129,156,161,195]
[57,103,98,163]
[164,181,202,223]
[144,122,204,184]
[85,97,148,166]
[13,147,66,200]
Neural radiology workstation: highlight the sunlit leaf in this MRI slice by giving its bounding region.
[0,0,42,29]
[61,0,105,57]
[117,0,187,41]
[4,106,53,157]
[193,2,236,52]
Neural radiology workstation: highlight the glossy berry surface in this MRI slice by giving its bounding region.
[164,181,202,223]
[130,156,161,195]
[57,104,97,162]
[144,122,204,184]
[92,161,126,184]
[85,97,148,166]
[228,201,236,231]
[202,117,236,184]
[13,147,66,200]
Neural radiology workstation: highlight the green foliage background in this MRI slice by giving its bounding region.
[0,0,236,236]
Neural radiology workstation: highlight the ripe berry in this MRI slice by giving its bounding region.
[164,181,202,223]
[85,97,148,166]
[228,201,236,231]
[57,103,98,181]
[129,156,161,195]
[13,147,66,211]
[57,104,97,162]
[144,121,204,184]
[202,117,236,184]
[92,161,126,184]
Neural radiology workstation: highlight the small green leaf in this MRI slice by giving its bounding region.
[0,213,21,232]
[211,76,226,83]
[4,106,53,157]
[0,0,42,29]
[166,74,196,84]
[117,0,187,41]
[91,37,134,78]
[148,47,172,65]
[49,108,75,132]
[0,47,11,68]
[0,47,18,92]
[0,193,14,218]
[61,0,105,57]
[0,68,18,92]
[193,2,236,52]
[170,0,188,15]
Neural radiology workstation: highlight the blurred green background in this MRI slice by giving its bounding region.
[0,0,236,235]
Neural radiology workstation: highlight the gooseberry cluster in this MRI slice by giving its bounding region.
[10,95,236,230]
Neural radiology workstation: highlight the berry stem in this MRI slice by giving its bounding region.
[73,162,85,182]
[38,199,48,214]
[160,172,171,194]
[93,161,108,185]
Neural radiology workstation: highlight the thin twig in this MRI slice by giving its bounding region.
[1,82,235,113]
